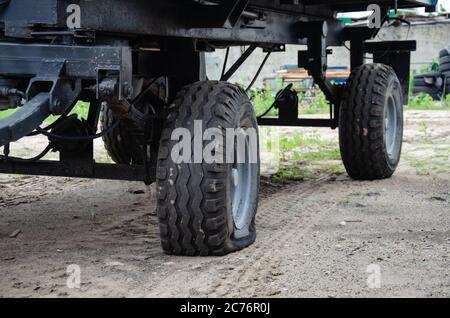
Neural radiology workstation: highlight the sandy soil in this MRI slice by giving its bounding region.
[0,110,449,298]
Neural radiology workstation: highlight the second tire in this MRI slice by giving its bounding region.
[339,63,404,180]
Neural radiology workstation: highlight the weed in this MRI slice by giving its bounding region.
[417,121,432,144]
[299,91,330,115]
[263,130,343,181]
[249,89,277,117]
[89,208,97,220]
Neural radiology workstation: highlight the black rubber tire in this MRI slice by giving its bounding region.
[339,64,404,180]
[100,104,144,164]
[156,81,260,256]
[101,78,166,164]
[439,48,449,58]
[413,79,440,88]
[413,78,427,86]
[444,74,450,91]
[414,72,441,78]
[440,62,450,73]
[413,77,434,87]
[413,72,441,85]
[412,85,441,100]
[440,55,450,65]
[443,82,450,96]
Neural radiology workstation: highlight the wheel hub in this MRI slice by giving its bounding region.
[232,168,239,187]
[230,135,254,232]
[385,95,398,161]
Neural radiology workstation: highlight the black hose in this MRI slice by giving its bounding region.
[0,88,25,99]
[27,102,78,136]
[221,48,230,80]
[1,143,54,163]
[257,104,275,119]
[256,83,294,119]
[36,120,120,141]
[246,46,275,93]
[131,77,160,106]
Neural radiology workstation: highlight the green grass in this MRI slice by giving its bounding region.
[404,153,450,177]
[265,130,343,181]
[69,101,90,119]
[407,93,450,111]
[404,154,430,176]
[250,89,277,117]
[416,121,433,144]
[298,91,329,115]
[278,131,340,160]
[250,87,330,117]
[250,86,450,116]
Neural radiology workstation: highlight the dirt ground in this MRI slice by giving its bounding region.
[0,110,449,298]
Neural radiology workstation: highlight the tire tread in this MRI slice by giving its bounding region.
[157,81,257,256]
[339,63,402,180]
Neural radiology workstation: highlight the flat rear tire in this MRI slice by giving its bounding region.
[156,81,260,256]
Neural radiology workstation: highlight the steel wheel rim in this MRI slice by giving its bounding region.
[231,135,253,230]
[385,95,398,160]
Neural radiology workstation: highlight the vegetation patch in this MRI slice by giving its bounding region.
[407,93,450,111]
[261,130,344,182]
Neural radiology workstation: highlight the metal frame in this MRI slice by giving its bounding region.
[365,41,417,104]
[0,160,149,181]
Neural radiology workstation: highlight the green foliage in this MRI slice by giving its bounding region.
[417,121,432,144]
[250,87,330,117]
[268,130,343,181]
[443,94,450,108]
[415,58,439,74]
[407,93,450,110]
[278,131,341,161]
[70,101,90,119]
[404,152,450,177]
[249,88,277,117]
[408,93,435,109]
[409,60,440,95]
[299,91,329,115]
